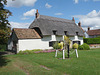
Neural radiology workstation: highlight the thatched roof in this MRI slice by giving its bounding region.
[29,15,84,36]
[13,28,41,39]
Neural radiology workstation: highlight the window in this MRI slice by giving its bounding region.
[53,30,57,35]
[49,41,52,47]
[73,41,80,45]
[64,31,67,35]
[76,32,78,36]
[49,41,57,47]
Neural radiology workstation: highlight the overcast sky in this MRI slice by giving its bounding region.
[6,0,100,31]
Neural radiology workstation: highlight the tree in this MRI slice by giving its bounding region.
[64,36,70,49]
[64,36,71,58]
[0,0,12,44]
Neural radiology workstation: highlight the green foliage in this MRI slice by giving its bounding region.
[72,43,78,49]
[58,42,63,49]
[53,42,61,49]
[78,43,90,50]
[96,36,100,38]
[84,38,100,44]
[0,44,6,51]
[0,0,12,44]
[82,43,90,50]
[78,45,84,50]
[18,49,42,54]
[64,36,71,45]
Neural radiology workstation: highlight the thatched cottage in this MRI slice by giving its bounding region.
[8,10,84,53]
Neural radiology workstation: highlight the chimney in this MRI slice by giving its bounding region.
[35,9,40,18]
[78,21,81,27]
[88,27,90,31]
[72,17,75,22]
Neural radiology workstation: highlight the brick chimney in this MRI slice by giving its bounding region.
[88,27,90,31]
[78,21,81,27]
[35,9,40,18]
[72,17,75,22]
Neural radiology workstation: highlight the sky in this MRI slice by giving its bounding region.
[5,0,100,31]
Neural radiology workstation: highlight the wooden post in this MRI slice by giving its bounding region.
[75,48,78,58]
[67,44,69,58]
[55,50,58,57]
[63,49,65,59]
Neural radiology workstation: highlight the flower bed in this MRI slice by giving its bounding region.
[19,49,63,54]
[34,49,62,53]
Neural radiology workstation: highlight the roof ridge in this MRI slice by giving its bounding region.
[39,15,73,23]
[88,29,100,31]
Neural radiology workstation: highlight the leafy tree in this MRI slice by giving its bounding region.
[64,36,71,49]
[53,42,61,49]
[64,36,71,58]
[0,0,12,44]
[72,43,78,49]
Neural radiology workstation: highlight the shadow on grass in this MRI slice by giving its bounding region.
[0,52,10,67]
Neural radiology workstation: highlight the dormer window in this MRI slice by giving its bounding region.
[76,32,78,36]
[64,31,67,35]
[53,30,57,35]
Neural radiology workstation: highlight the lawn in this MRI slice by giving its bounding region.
[0,49,100,75]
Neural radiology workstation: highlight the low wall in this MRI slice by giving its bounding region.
[89,44,100,49]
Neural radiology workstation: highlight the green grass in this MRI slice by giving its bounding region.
[0,49,100,75]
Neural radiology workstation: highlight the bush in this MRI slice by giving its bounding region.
[0,45,6,51]
[73,43,78,49]
[78,45,84,50]
[19,50,33,54]
[53,42,61,49]
[18,49,42,54]
[82,43,90,50]
[58,42,63,49]
[84,38,100,44]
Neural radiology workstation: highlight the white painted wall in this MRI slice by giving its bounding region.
[56,35,63,41]
[51,35,56,41]
[69,36,83,45]
[8,34,83,53]
[18,35,63,52]
[18,39,52,52]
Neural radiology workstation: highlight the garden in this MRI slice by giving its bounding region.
[0,48,100,75]
[0,36,100,75]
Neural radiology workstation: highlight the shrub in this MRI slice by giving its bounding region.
[58,42,63,49]
[0,45,6,51]
[19,50,34,54]
[84,38,100,44]
[82,43,90,50]
[72,43,78,49]
[78,45,84,50]
[18,49,42,54]
[53,42,61,49]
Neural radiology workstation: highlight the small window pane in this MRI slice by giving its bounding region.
[73,41,80,45]
[76,32,78,36]
[53,31,57,35]
[64,31,67,35]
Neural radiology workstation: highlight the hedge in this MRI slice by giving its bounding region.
[84,38,100,44]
